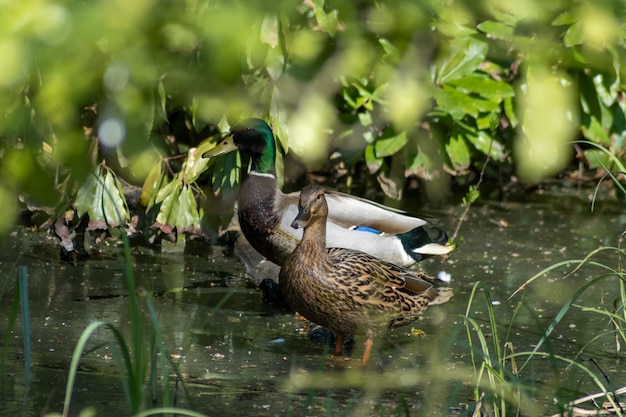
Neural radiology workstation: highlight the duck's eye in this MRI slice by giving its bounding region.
[245,127,252,132]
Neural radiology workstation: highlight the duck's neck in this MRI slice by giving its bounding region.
[299,216,328,254]
[250,146,277,176]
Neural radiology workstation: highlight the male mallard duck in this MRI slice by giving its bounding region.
[279,184,452,364]
[203,118,453,267]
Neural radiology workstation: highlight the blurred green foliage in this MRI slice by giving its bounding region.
[1,0,625,237]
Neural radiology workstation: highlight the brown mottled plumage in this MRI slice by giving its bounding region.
[279,185,453,365]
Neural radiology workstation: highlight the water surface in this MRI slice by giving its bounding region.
[1,182,625,416]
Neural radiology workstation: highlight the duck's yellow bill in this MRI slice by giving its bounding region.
[202,134,237,158]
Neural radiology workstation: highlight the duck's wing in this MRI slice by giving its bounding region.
[327,248,452,308]
[324,190,426,234]
[276,190,451,267]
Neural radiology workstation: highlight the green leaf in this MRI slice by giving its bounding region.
[405,144,431,172]
[74,165,129,229]
[552,11,576,26]
[447,74,515,101]
[374,130,408,157]
[504,96,518,128]
[581,115,611,146]
[264,44,285,81]
[433,87,479,120]
[476,113,498,130]
[583,148,612,170]
[310,0,340,36]
[211,152,241,195]
[157,79,167,121]
[140,161,164,209]
[365,143,383,174]
[181,146,210,184]
[434,37,488,85]
[446,134,471,171]
[476,20,514,41]
[563,21,583,47]
[593,71,619,108]
[154,179,202,235]
[473,98,500,114]
[459,125,506,161]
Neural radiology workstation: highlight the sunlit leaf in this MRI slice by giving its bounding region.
[309,0,340,36]
[447,74,515,101]
[504,97,518,128]
[405,144,431,174]
[182,146,210,184]
[446,134,471,172]
[433,87,479,120]
[476,20,515,41]
[140,161,164,208]
[583,148,612,170]
[433,37,488,85]
[516,68,577,182]
[581,115,611,145]
[211,152,241,195]
[464,128,506,162]
[593,63,620,108]
[563,21,583,47]
[374,130,408,158]
[552,11,576,26]
[365,143,383,174]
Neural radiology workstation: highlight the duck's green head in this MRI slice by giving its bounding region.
[203,118,277,174]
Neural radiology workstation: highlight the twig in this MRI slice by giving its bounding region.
[548,385,626,417]
[450,144,492,243]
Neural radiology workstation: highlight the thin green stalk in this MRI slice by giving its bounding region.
[506,351,624,416]
[144,294,170,407]
[518,273,621,372]
[62,321,135,417]
[18,265,31,405]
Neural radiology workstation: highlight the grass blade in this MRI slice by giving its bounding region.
[18,265,31,404]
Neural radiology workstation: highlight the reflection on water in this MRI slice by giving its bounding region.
[0,183,625,416]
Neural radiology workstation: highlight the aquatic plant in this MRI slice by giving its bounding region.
[1,0,626,245]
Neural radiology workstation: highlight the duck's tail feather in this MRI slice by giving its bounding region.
[428,286,453,305]
[400,225,454,261]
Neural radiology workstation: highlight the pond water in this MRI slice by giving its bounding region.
[1,181,625,416]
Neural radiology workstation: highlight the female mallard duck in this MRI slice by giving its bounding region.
[203,118,453,267]
[279,184,452,364]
